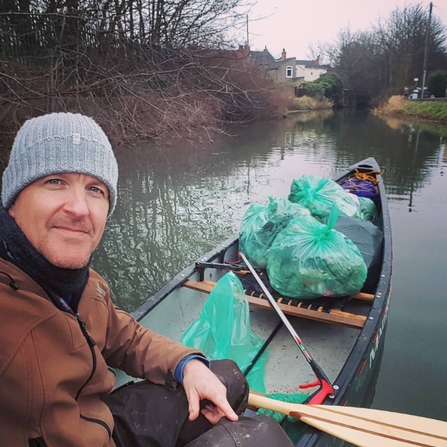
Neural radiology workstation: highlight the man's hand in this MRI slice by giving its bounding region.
[182,359,239,424]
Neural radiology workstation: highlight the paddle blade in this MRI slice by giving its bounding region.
[297,416,426,447]
[306,405,447,443]
[248,393,447,447]
[293,412,447,447]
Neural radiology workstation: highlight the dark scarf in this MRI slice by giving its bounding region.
[0,205,89,300]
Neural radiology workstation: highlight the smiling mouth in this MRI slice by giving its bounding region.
[55,226,89,234]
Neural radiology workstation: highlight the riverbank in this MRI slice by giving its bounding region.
[287,95,333,111]
[373,95,447,123]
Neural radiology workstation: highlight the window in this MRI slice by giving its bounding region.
[286,66,293,78]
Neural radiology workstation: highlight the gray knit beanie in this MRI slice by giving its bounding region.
[1,112,118,216]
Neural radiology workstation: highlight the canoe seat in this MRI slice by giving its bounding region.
[183,276,372,330]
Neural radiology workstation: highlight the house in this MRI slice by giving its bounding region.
[276,49,328,85]
[246,47,345,102]
[247,46,278,79]
[246,47,330,89]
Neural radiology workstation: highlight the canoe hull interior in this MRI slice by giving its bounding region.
[114,158,393,447]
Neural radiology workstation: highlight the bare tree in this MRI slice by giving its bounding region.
[0,0,278,143]
[323,3,447,103]
[306,41,329,65]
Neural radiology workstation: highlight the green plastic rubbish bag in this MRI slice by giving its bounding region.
[288,175,361,221]
[239,197,310,268]
[266,206,367,299]
[181,272,267,393]
[358,196,378,222]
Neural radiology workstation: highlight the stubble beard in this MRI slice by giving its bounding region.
[43,250,92,270]
[48,254,91,270]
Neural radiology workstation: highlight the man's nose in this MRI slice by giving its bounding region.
[63,189,89,217]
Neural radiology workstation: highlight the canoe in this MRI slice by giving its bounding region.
[114,157,393,447]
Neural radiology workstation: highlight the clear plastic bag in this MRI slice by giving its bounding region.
[181,272,267,392]
[239,197,310,268]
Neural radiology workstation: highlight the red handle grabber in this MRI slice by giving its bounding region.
[299,359,335,404]
[238,252,336,406]
[300,378,335,405]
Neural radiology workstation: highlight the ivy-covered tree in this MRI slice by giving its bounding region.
[305,73,344,105]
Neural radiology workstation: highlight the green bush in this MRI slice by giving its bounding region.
[304,73,344,104]
[305,83,325,98]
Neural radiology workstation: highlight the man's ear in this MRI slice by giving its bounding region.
[8,202,16,218]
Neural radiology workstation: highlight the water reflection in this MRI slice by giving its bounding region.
[0,111,443,310]
[93,135,281,309]
[87,110,445,310]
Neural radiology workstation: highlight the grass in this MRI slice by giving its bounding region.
[374,95,447,123]
[403,100,447,120]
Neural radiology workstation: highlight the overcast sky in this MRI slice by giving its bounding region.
[246,0,447,61]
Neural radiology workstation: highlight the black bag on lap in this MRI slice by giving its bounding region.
[104,360,294,447]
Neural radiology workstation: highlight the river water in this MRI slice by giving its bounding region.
[96,108,447,422]
[2,108,447,423]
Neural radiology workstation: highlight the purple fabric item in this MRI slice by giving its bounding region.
[341,178,379,207]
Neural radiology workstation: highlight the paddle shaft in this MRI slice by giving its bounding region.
[238,252,334,404]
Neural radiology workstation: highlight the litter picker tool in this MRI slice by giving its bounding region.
[238,252,334,404]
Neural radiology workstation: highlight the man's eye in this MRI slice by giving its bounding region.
[89,186,103,195]
[47,179,61,185]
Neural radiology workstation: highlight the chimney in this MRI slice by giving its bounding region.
[315,54,320,65]
[281,48,286,60]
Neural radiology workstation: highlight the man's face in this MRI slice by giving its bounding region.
[9,173,110,269]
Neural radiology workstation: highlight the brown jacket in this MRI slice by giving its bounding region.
[0,258,199,447]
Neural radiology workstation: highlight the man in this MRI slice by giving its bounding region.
[0,113,294,446]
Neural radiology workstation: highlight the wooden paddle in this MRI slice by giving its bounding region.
[248,392,447,447]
